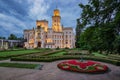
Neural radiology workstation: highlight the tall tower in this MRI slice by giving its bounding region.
[52,9,62,32]
[36,20,48,32]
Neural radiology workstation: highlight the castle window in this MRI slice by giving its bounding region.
[38,33,40,35]
[66,35,68,38]
[66,42,68,44]
[70,40,71,43]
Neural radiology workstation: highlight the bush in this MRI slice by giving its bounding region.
[0,62,38,69]
[63,53,94,56]
[11,55,120,66]
[42,50,64,56]
[56,47,60,50]
[65,47,69,49]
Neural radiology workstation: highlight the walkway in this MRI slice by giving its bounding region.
[0,60,120,80]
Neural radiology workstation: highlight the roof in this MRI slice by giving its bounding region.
[0,39,22,42]
[48,28,52,30]
[36,20,48,22]
[63,27,73,30]
[24,29,34,32]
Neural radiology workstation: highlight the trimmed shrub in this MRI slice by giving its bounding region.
[11,55,120,66]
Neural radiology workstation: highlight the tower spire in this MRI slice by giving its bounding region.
[56,5,58,9]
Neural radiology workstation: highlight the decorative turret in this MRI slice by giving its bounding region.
[53,9,60,16]
[36,20,48,32]
[52,8,62,32]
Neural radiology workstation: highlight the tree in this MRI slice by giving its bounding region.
[0,36,6,39]
[75,19,84,48]
[17,37,24,40]
[79,27,101,53]
[76,0,120,54]
[79,0,120,26]
[113,35,120,54]
[8,34,17,40]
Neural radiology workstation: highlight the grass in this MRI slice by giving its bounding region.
[92,52,106,57]
[0,49,46,58]
[108,54,120,58]
[48,51,66,56]
[0,62,39,69]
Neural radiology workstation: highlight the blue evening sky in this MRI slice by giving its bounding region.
[0,0,88,38]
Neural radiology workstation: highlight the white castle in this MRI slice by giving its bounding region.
[24,9,75,49]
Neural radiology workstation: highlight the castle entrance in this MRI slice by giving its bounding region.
[38,42,41,47]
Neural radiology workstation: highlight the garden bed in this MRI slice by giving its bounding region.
[57,60,108,73]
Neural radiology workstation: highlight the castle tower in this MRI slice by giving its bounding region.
[36,20,48,32]
[52,9,62,32]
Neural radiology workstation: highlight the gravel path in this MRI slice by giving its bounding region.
[0,59,120,80]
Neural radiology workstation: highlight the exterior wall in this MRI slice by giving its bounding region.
[24,28,75,49]
[53,32,63,48]
[0,39,23,50]
[63,28,75,48]
[0,40,8,50]
[24,30,35,49]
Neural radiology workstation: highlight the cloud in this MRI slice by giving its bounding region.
[0,0,51,37]
[0,0,88,37]
[28,0,50,20]
[0,13,27,34]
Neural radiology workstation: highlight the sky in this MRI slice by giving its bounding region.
[0,0,88,38]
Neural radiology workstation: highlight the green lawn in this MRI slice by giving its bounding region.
[0,49,47,58]
[92,52,106,57]
[48,51,66,56]
[0,62,38,69]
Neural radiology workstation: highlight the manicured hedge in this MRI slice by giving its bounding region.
[11,55,120,66]
[42,50,65,56]
[0,58,8,60]
[0,62,38,69]
[63,53,94,56]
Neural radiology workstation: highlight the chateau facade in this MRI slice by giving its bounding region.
[24,9,75,49]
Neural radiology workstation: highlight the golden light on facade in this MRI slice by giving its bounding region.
[46,38,52,43]
[54,9,60,16]
[29,39,34,43]
[52,9,62,32]
[36,20,48,32]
